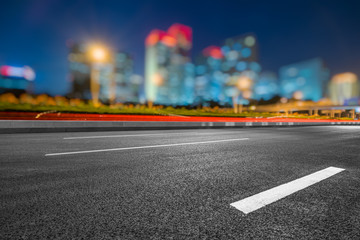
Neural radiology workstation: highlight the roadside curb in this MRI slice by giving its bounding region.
[1,120,359,133]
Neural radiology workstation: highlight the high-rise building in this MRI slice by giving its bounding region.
[279,58,330,101]
[329,72,360,105]
[253,71,278,101]
[68,43,92,99]
[195,34,260,106]
[145,23,193,106]
[68,42,140,103]
[99,52,142,103]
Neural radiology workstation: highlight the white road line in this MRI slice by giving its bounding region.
[230,166,345,214]
[63,131,245,140]
[64,133,166,140]
[46,138,249,156]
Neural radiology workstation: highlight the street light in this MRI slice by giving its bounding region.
[235,75,253,113]
[87,43,114,107]
[236,76,252,91]
[89,45,108,62]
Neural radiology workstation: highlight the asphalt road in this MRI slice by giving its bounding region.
[1,126,360,239]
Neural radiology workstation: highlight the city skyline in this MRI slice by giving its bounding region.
[0,0,360,96]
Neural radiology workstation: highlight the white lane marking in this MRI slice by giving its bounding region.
[64,133,166,140]
[230,166,345,214]
[46,138,249,156]
[63,131,247,140]
[334,126,360,130]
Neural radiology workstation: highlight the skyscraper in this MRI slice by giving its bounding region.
[194,46,225,105]
[279,58,330,101]
[68,43,92,99]
[68,42,140,103]
[253,71,278,101]
[145,23,193,106]
[195,34,260,106]
[101,52,141,103]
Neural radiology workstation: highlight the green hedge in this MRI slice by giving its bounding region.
[0,102,348,119]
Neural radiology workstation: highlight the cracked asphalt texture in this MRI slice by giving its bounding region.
[1,126,360,239]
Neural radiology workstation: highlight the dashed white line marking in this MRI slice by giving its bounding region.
[230,166,345,214]
[46,138,249,156]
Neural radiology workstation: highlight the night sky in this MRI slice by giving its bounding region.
[0,0,359,95]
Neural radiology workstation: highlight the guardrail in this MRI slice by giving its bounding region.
[1,120,359,133]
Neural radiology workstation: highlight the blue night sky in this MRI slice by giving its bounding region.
[0,0,359,95]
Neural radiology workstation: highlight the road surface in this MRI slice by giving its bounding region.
[1,126,360,239]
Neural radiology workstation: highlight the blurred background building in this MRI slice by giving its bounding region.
[329,72,360,105]
[67,42,141,103]
[279,58,330,101]
[194,45,225,105]
[145,23,193,106]
[253,71,279,101]
[60,26,359,109]
[194,34,260,106]
[67,43,92,99]
[102,52,142,103]
[0,65,35,95]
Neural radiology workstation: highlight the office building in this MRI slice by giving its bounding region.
[253,71,278,101]
[68,42,140,103]
[145,23,193,105]
[279,58,330,101]
[329,72,359,105]
[195,34,260,106]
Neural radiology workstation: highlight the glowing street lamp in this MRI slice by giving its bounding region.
[236,76,252,91]
[87,43,115,106]
[233,75,253,113]
[92,48,106,61]
[89,45,108,63]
